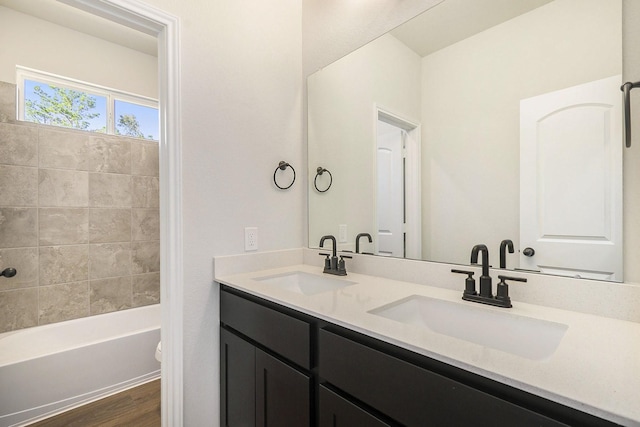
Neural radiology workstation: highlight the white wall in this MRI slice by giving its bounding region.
[0,6,157,98]
[131,0,304,424]
[421,0,621,265]
[308,34,421,251]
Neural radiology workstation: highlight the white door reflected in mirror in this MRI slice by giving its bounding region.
[520,75,623,281]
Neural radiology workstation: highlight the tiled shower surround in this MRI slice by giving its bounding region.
[0,82,160,333]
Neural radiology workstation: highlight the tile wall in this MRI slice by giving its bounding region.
[0,82,160,333]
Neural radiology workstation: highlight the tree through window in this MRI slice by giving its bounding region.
[18,68,158,141]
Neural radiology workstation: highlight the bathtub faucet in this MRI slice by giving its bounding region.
[1,267,17,278]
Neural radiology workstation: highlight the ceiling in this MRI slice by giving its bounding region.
[0,0,157,56]
[391,0,553,57]
[0,0,553,62]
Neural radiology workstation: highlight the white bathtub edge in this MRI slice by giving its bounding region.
[0,305,161,368]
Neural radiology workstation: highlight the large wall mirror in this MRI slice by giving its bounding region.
[308,0,625,282]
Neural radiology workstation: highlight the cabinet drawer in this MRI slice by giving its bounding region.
[319,328,567,427]
[220,289,311,369]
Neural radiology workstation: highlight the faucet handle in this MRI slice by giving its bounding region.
[497,275,527,283]
[451,269,476,296]
[319,252,331,270]
[495,275,527,307]
[338,255,351,271]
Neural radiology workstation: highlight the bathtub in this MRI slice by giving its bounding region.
[0,305,161,427]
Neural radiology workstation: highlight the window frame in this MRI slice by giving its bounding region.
[16,66,158,139]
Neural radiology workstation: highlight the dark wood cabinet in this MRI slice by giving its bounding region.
[319,328,567,427]
[318,385,392,427]
[220,328,255,427]
[220,289,311,369]
[256,349,310,427]
[220,285,620,427]
[220,288,313,427]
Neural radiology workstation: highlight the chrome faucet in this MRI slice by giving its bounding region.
[319,235,350,276]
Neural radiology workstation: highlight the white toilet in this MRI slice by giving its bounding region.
[155,341,162,362]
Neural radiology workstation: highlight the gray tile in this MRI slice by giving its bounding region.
[89,173,131,207]
[132,209,159,241]
[132,176,159,208]
[132,272,160,307]
[39,245,89,285]
[38,281,89,325]
[0,208,37,248]
[39,208,89,245]
[85,136,131,174]
[0,82,16,123]
[39,169,89,207]
[0,247,38,291]
[131,240,160,274]
[0,122,38,166]
[131,140,159,176]
[90,209,131,243]
[0,165,38,206]
[90,276,132,315]
[38,127,89,170]
[0,288,38,333]
[89,242,131,280]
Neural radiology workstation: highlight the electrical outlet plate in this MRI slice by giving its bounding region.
[245,227,258,251]
[339,224,347,243]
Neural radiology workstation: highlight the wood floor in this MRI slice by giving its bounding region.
[29,379,161,427]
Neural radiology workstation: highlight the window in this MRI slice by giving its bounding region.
[115,100,159,140]
[17,66,158,141]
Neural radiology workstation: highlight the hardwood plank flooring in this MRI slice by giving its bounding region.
[28,379,160,427]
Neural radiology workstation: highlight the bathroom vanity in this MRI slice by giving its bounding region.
[216,253,640,427]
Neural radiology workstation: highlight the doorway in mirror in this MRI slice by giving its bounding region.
[376,109,421,259]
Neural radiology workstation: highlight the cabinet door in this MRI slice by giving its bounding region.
[256,349,311,427]
[220,328,255,427]
[319,385,392,427]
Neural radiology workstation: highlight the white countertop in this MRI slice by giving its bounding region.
[216,264,640,426]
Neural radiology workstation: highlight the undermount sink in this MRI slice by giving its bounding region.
[369,295,567,360]
[253,271,356,295]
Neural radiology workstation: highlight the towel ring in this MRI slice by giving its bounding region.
[273,161,296,190]
[314,166,332,193]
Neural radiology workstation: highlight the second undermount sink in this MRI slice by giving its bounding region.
[253,271,356,296]
[369,295,568,360]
